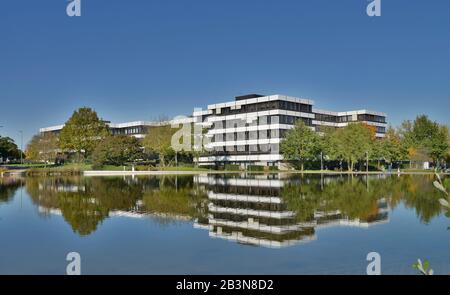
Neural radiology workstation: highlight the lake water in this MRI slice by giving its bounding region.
[0,173,449,275]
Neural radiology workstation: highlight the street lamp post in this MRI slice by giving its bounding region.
[0,126,3,164]
[366,151,369,174]
[19,130,23,165]
[320,151,323,171]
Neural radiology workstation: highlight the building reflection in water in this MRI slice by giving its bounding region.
[193,174,390,249]
[19,173,446,247]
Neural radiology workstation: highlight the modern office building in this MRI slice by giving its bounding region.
[40,93,387,167]
[193,94,387,167]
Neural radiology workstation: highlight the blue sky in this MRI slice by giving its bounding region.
[1,0,449,145]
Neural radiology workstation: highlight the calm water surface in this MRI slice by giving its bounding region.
[0,173,449,274]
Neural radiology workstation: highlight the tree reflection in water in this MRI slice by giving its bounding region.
[0,177,22,204]
[18,174,448,243]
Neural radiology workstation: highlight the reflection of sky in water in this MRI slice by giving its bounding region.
[0,174,449,274]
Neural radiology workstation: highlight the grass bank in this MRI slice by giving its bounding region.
[25,164,92,176]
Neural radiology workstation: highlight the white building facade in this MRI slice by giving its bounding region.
[193,94,387,167]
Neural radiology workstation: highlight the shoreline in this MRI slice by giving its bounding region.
[1,168,448,177]
[83,170,449,177]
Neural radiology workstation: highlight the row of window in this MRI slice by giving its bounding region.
[357,114,386,123]
[208,186,281,197]
[214,100,313,116]
[213,130,278,142]
[212,129,291,143]
[213,144,280,154]
[314,114,353,123]
[212,115,312,130]
[278,116,312,126]
[111,127,145,135]
[314,113,387,124]
[376,126,386,133]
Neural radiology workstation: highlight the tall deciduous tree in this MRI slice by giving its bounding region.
[280,121,320,171]
[399,115,449,166]
[26,132,59,165]
[142,125,175,167]
[0,136,22,161]
[380,127,407,164]
[328,123,374,172]
[59,107,110,162]
[429,125,450,165]
[92,135,143,167]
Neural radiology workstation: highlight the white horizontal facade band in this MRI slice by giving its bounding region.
[363,121,388,127]
[208,232,316,249]
[208,192,283,204]
[192,109,213,116]
[207,124,294,135]
[39,125,65,133]
[206,110,315,123]
[207,138,281,148]
[208,219,315,234]
[208,204,296,219]
[313,121,387,128]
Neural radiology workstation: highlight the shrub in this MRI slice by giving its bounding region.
[247,165,264,171]
[25,167,83,176]
[224,164,241,171]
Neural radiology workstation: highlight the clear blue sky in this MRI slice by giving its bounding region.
[1,0,449,146]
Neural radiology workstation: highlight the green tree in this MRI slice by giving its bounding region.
[92,135,144,167]
[327,123,374,172]
[412,115,438,144]
[400,115,450,166]
[429,125,449,166]
[59,107,110,162]
[280,121,320,171]
[380,127,406,164]
[0,178,21,203]
[25,132,59,165]
[0,136,22,161]
[142,125,175,167]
